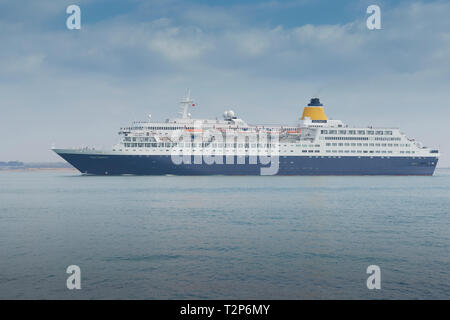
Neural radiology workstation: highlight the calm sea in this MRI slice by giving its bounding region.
[0,169,449,299]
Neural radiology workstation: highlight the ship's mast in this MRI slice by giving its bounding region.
[179,89,194,119]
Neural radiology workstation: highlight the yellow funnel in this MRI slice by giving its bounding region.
[301,98,328,120]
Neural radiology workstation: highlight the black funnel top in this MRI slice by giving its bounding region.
[308,98,323,106]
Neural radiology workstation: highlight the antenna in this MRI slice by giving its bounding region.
[179,89,194,119]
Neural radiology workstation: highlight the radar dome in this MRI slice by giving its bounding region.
[223,110,235,119]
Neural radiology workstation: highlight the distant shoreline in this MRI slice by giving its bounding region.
[0,161,74,171]
[0,167,77,172]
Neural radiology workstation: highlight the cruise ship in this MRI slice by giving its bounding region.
[53,91,439,175]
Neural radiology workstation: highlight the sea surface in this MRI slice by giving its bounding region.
[0,169,449,299]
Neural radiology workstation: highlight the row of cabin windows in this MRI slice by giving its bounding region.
[326,143,411,147]
[124,143,325,148]
[324,136,369,141]
[321,130,393,135]
[297,144,321,147]
[124,142,414,149]
[125,136,289,143]
[124,143,274,148]
[118,146,417,155]
[374,137,402,141]
[126,134,405,144]
[123,126,196,131]
[123,126,301,132]
[324,150,415,154]
[124,137,153,142]
[324,136,401,141]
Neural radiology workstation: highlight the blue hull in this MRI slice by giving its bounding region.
[56,152,438,176]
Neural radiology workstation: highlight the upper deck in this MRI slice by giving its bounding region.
[109,94,439,159]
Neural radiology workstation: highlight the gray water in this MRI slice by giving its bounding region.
[0,169,449,299]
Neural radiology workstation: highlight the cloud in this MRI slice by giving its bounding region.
[0,0,449,165]
[5,0,449,81]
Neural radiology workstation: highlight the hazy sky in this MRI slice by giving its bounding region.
[1,0,449,166]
